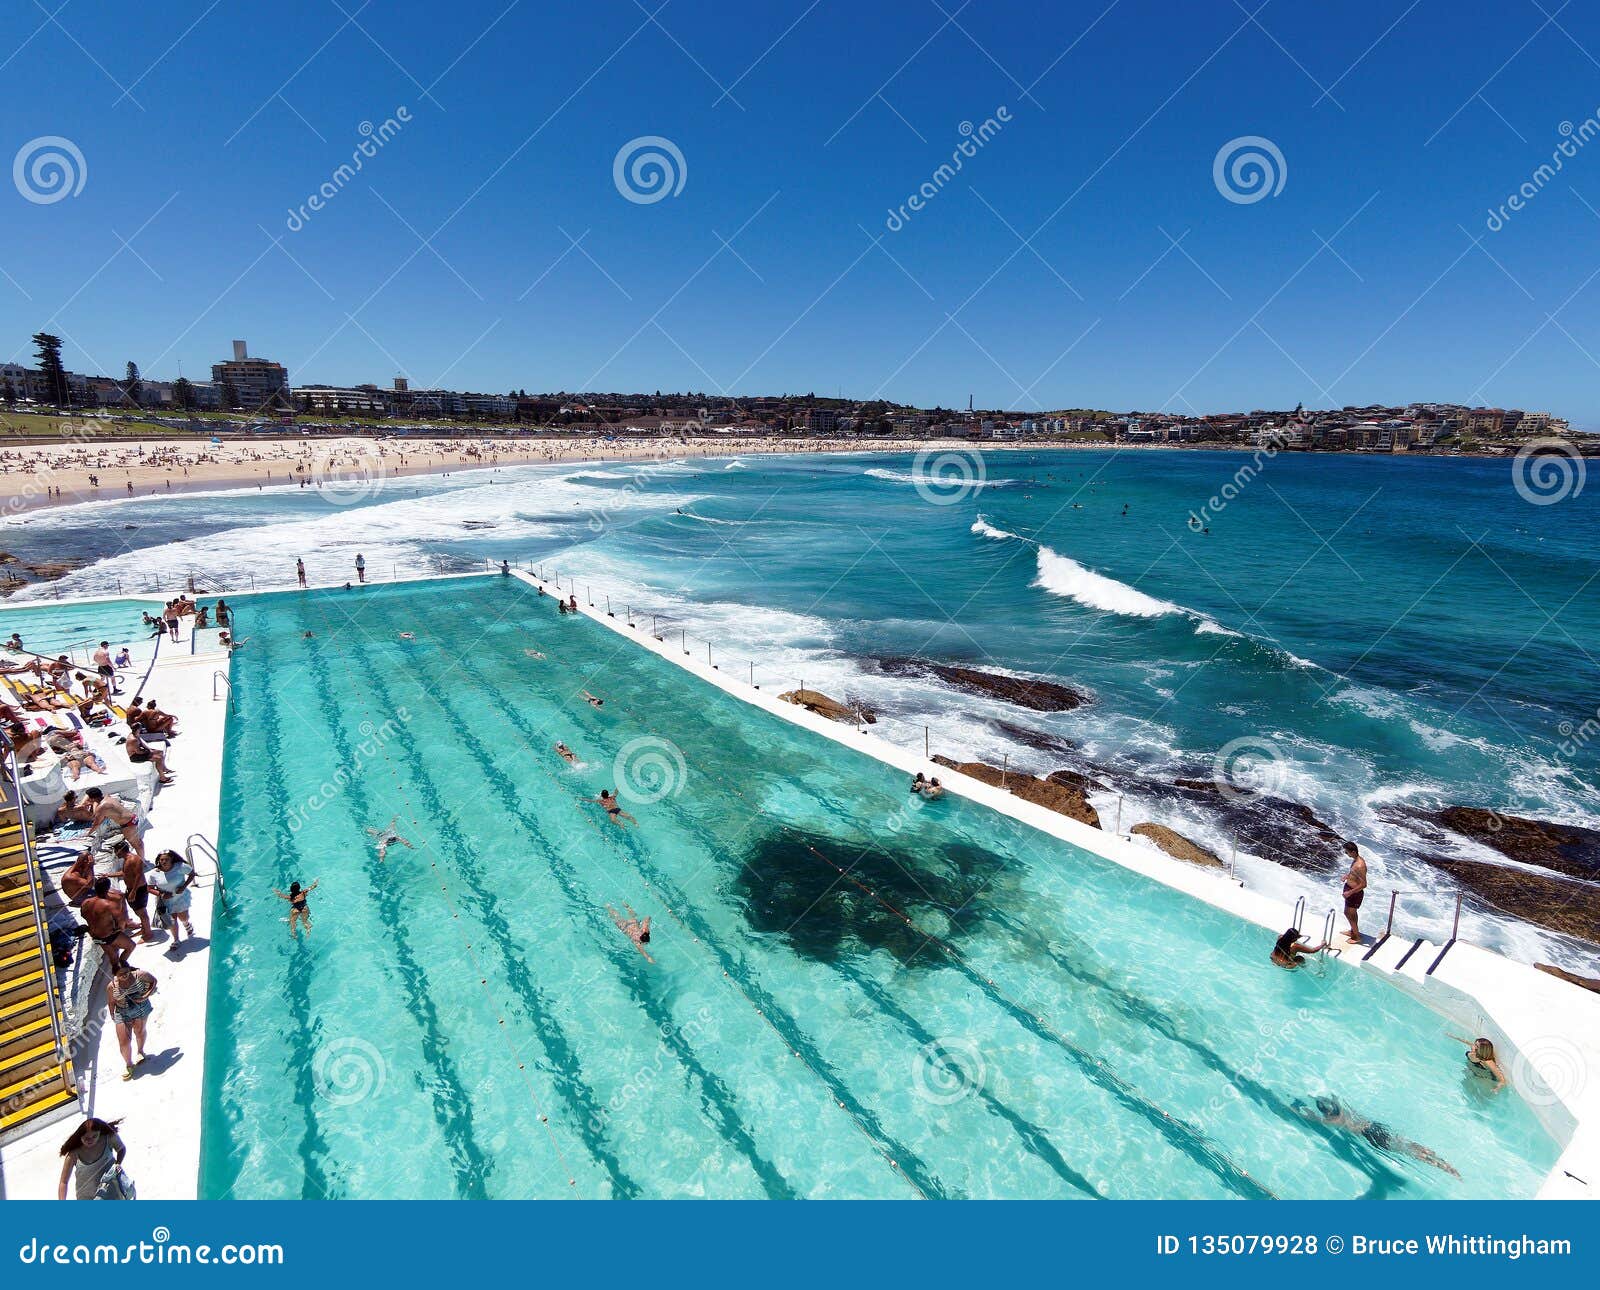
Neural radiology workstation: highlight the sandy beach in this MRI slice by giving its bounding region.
[0,434,978,513]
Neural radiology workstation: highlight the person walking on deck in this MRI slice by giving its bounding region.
[296,558,307,588]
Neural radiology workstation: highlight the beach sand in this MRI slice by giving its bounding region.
[0,434,971,513]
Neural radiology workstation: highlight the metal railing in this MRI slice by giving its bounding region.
[0,727,72,1072]
[184,832,229,912]
[212,670,235,712]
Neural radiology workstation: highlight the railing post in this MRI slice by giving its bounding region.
[1451,891,1462,941]
[1114,793,1122,835]
[1384,891,1397,938]
[924,725,930,759]
[682,629,688,655]
[1001,753,1009,789]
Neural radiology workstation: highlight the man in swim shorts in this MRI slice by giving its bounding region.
[82,877,136,970]
[1341,842,1368,945]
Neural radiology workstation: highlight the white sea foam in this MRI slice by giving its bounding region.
[1032,545,1186,619]
[971,516,1021,542]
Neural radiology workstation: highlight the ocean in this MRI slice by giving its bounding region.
[7,445,1598,971]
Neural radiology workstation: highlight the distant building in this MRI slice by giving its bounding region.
[803,408,837,433]
[296,384,391,415]
[212,340,289,412]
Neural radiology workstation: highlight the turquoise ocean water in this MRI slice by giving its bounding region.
[4,446,1598,975]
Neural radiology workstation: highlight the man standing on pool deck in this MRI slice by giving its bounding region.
[355,553,366,583]
[296,558,307,588]
[1341,841,1368,945]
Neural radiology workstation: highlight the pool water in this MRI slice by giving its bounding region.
[0,595,164,657]
[198,576,1558,1199]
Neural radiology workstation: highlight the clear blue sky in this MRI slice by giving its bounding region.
[6,0,1600,423]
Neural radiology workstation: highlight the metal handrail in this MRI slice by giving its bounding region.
[184,831,229,911]
[213,671,235,712]
[0,728,73,1068]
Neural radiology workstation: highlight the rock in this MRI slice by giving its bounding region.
[990,719,1078,756]
[1419,858,1600,943]
[778,689,874,725]
[22,561,76,579]
[1404,807,1600,881]
[1536,963,1600,994]
[1131,822,1224,868]
[875,656,1089,712]
[1168,778,1347,873]
[1045,768,1100,793]
[932,755,1102,828]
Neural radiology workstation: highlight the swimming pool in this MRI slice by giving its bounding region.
[198,576,1558,1198]
[0,595,165,658]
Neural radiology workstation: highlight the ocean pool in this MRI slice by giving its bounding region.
[197,576,1558,1199]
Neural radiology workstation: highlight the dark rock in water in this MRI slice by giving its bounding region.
[778,688,875,724]
[22,561,77,579]
[1420,858,1600,943]
[1537,963,1600,993]
[874,656,1089,712]
[1401,807,1600,881]
[1167,778,1346,873]
[1045,768,1101,793]
[990,719,1078,756]
[932,755,1101,828]
[1131,822,1223,868]
[733,826,1007,966]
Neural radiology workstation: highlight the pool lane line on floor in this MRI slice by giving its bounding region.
[438,635,931,1198]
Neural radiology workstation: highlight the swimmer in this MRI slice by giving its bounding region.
[1293,1095,1460,1178]
[581,690,604,709]
[274,879,319,938]
[398,632,415,641]
[365,818,414,862]
[607,904,653,962]
[1270,927,1325,969]
[1454,1036,1508,1090]
[587,790,637,828]
[919,776,945,800]
[555,742,578,764]
[523,648,546,660]
[302,631,314,640]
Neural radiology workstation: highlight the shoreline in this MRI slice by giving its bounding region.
[0,433,1520,517]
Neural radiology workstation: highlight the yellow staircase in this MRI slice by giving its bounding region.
[0,801,78,1140]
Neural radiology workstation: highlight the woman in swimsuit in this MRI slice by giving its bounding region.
[1459,1036,1508,1090]
[274,879,319,938]
[588,790,637,828]
[1270,927,1325,969]
[555,742,578,764]
[107,965,158,1080]
[582,690,604,709]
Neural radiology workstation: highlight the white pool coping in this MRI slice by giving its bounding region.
[510,567,1600,1201]
[0,613,229,1200]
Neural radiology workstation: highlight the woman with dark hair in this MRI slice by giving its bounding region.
[56,1118,127,1200]
[274,879,319,937]
[1270,927,1325,969]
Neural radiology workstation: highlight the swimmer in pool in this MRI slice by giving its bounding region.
[399,632,415,641]
[607,904,653,962]
[365,818,414,862]
[523,648,546,660]
[587,790,637,827]
[1294,1094,1460,1178]
[581,690,604,709]
[555,742,578,764]
[1270,927,1325,969]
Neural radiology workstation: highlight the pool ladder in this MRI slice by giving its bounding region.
[1291,896,1340,959]
[185,832,230,913]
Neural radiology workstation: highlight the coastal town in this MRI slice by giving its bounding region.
[1,331,1584,457]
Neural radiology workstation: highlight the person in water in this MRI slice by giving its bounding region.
[365,818,414,862]
[1270,927,1325,969]
[588,790,637,827]
[555,742,578,764]
[1455,1036,1508,1090]
[607,904,653,962]
[919,777,945,800]
[581,690,604,709]
[1294,1094,1460,1178]
[274,879,319,937]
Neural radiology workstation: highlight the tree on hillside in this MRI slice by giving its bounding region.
[173,376,194,411]
[124,361,143,407]
[1,376,15,406]
[32,333,67,406]
[221,378,240,410]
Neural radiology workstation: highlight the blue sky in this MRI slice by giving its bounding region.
[6,0,1600,423]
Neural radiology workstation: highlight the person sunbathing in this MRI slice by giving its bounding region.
[123,731,174,785]
[132,699,179,736]
[46,731,107,780]
[54,790,96,828]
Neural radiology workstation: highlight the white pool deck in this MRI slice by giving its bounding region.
[1,571,1595,1200]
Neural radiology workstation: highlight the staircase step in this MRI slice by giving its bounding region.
[0,1012,55,1064]
[0,1081,76,1136]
